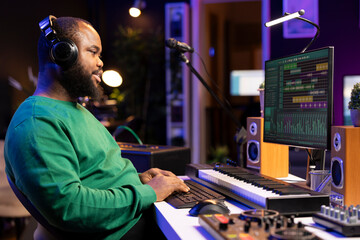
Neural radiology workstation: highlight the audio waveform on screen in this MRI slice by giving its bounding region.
[276,112,327,137]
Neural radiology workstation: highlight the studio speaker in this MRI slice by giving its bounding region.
[246,117,289,178]
[330,126,360,206]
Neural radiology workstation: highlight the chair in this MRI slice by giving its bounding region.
[7,177,127,240]
[7,176,70,240]
[0,140,31,239]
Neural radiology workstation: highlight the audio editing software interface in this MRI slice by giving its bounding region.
[263,47,334,149]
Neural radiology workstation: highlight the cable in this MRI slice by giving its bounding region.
[305,148,316,166]
[194,51,234,111]
[113,125,143,145]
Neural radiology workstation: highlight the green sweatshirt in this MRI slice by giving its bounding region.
[4,96,157,239]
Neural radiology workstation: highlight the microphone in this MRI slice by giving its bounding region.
[165,38,194,53]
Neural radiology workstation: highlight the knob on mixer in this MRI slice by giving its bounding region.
[313,204,360,237]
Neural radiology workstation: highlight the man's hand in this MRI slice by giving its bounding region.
[139,168,176,184]
[146,174,190,201]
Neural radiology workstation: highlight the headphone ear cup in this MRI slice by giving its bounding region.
[50,39,78,69]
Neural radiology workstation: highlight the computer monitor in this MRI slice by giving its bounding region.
[263,47,334,150]
[343,75,360,125]
[230,70,264,96]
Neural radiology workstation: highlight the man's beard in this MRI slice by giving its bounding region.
[59,62,103,101]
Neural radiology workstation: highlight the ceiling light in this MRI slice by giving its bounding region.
[129,0,146,18]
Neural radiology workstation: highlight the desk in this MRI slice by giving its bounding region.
[155,199,247,239]
[154,175,360,240]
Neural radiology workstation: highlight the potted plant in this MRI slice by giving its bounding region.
[207,145,229,164]
[111,25,166,143]
[348,82,360,127]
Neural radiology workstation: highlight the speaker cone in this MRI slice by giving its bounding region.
[247,140,259,163]
[331,157,343,188]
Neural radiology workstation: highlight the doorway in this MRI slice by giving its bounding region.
[189,0,269,164]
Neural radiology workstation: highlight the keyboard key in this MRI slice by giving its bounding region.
[165,180,225,208]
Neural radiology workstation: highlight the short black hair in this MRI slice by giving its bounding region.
[37,16,92,71]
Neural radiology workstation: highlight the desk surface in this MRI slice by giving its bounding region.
[154,175,360,240]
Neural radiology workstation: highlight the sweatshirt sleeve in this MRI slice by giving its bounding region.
[5,115,157,233]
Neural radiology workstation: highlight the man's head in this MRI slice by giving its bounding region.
[38,16,104,100]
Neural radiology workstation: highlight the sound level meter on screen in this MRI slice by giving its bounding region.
[263,47,334,150]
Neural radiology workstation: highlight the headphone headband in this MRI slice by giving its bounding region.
[39,15,58,44]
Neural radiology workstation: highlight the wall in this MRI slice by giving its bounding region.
[270,0,360,125]
[0,0,89,137]
[0,0,188,144]
[0,0,90,111]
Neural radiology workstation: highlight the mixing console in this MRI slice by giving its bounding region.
[312,204,360,237]
[199,209,321,240]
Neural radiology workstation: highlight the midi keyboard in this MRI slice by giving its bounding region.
[186,164,329,216]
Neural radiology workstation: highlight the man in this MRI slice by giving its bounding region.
[4,16,189,239]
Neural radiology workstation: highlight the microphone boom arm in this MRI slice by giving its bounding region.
[179,53,247,149]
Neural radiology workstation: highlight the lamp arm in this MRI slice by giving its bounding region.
[284,12,320,53]
[297,16,320,53]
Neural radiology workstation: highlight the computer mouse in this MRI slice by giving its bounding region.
[189,199,230,216]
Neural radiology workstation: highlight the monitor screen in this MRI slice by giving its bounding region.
[343,75,360,125]
[230,70,264,96]
[263,47,334,150]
